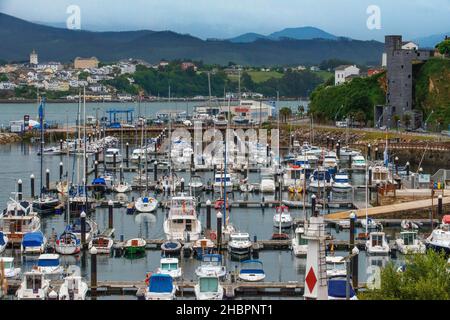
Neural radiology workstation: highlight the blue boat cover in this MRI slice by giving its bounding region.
[143,197,149,203]
[149,274,173,293]
[38,258,60,267]
[240,269,265,274]
[93,178,106,185]
[22,232,44,247]
[0,232,5,245]
[328,278,355,298]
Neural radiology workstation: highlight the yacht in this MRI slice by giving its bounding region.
[291,227,308,257]
[260,170,276,193]
[144,273,177,300]
[58,276,88,300]
[351,155,367,170]
[228,232,252,256]
[156,257,182,279]
[0,257,21,279]
[21,231,47,254]
[163,195,202,242]
[395,231,426,255]
[16,271,50,300]
[55,231,81,255]
[135,195,158,213]
[66,218,98,243]
[425,216,450,254]
[188,175,204,193]
[323,152,339,175]
[195,254,227,279]
[88,235,114,254]
[332,172,352,193]
[213,114,228,126]
[195,275,224,300]
[366,232,390,255]
[273,206,293,229]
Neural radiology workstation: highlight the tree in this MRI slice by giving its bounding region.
[78,71,89,81]
[436,39,450,56]
[393,114,401,129]
[354,110,367,127]
[359,250,450,300]
[279,107,292,123]
[0,73,8,82]
[298,105,305,116]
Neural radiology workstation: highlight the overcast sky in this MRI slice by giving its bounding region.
[1,0,449,40]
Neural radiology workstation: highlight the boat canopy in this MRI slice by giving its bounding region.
[22,232,44,247]
[92,178,106,185]
[38,258,60,267]
[240,260,264,274]
[328,278,355,298]
[199,277,219,293]
[67,219,92,233]
[149,274,173,293]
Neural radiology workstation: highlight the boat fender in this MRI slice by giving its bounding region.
[210,232,217,241]
[145,272,152,286]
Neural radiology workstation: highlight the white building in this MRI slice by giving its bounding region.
[0,82,17,90]
[119,63,136,75]
[335,65,360,85]
[402,41,419,50]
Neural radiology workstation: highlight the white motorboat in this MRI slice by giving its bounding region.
[309,168,333,191]
[195,275,224,300]
[351,155,367,170]
[135,195,158,213]
[16,271,50,300]
[195,254,227,279]
[21,231,47,254]
[144,273,177,300]
[213,171,233,192]
[213,114,228,126]
[113,182,132,193]
[360,218,381,230]
[0,257,21,279]
[238,260,266,282]
[156,257,182,279]
[260,175,276,193]
[395,231,426,255]
[326,256,347,278]
[273,206,293,229]
[55,231,81,255]
[59,276,88,300]
[283,164,305,188]
[366,232,390,255]
[163,195,202,242]
[104,148,122,164]
[228,232,252,256]
[425,216,450,254]
[371,165,394,184]
[88,236,114,254]
[291,227,308,257]
[36,254,64,276]
[332,173,352,193]
[0,231,8,253]
[323,152,339,175]
[188,175,204,192]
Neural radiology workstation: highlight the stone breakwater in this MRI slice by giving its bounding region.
[0,133,21,144]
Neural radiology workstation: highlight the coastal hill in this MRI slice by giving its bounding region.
[0,12,383,66]
[309,58,450,128]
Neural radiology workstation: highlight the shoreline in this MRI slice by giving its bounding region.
[0,98,309,104]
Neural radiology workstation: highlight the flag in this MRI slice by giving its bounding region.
[38,102,44,123]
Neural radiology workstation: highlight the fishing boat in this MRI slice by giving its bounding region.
[273,206,293,229]
[36,254,64,276]
[366,232,390,255]
[332,172,352,193]
[0,257,21,279]
[144,273,177,300]
[16,271,50,300]
[135,196,158,213]
[0,231,8,253]
[425,216,450,254]
[21,231,47,254]
[238,260,266,282]
[395,231,426,254]
[163,195,202,242]
[89,236,114,254]
[291,227,308,257]
[328,277,358,300]
[124,238,147,255]
[195,254,227,279]
[55,231,81,255]
[194,275,224,300]
[228,233,252,256]
[161,240,182,257]
[58,276,88,300]
[192,238,215,260]
[156,257,182,279]
[351,155,367,170]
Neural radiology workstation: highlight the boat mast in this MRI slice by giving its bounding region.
[83,86,88,212]
[39,96,44,200]
[66,114,71,224]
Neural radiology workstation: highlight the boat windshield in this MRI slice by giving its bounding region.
[401,232,416,245]
[215,177,231,182]
[26,275,42,290]
[2,261,13,269]
[371,234,384,246]
[161,263,178,271]
[199,277,219,293]
[334,178,349,183]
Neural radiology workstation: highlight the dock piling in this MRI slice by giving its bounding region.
[59,162,64,181]
[18,179,23,201]
[81,211,87,249]
[206,200,211,230]
[108,200,114,230]
[217,211,223,253]
[46,169,50,191]
[90,247,98,300]
[125,143,129,168]
[30,175,35,198]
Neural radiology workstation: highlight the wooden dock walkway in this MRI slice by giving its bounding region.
[325,196,450,220]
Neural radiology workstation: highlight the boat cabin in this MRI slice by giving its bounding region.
[400,231,417,245]
[199,276,220,293]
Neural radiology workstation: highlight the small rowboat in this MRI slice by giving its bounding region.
[124,238,146,255]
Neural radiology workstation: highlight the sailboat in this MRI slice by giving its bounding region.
[32,97,60,213]
[135,122,158,213]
